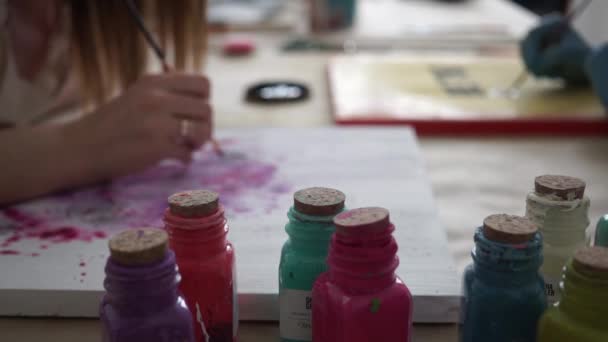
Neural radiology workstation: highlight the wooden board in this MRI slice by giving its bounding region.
[329,55,608,135]
[0,127,460,323]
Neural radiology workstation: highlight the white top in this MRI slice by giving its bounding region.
[0,2,79,126]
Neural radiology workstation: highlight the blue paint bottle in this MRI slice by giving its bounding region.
[461,214,547,342]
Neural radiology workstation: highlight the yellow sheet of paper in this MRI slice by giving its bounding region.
[330,56,604,120]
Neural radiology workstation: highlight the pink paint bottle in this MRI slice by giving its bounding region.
[312,207,413,342]
[164,190,237,342]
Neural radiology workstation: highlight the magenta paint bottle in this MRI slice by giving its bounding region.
[312,207,413,342]
[100,228,195,342]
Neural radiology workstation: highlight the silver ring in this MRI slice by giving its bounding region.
[180,119,192,140]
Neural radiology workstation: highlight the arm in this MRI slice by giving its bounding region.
[0,121,95,205]
[0,72,213,206]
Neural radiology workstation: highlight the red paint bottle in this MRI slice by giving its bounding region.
[164,190,237,342]
[312,207,413,342]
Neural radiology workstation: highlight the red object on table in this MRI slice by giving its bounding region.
[223,38,255,56]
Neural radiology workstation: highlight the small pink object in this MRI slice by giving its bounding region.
[312,207,413,342]
[223,38,255,56]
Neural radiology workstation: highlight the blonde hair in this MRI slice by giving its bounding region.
[68,0,206,104]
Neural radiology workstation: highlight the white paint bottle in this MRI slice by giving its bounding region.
[525,175,591,304]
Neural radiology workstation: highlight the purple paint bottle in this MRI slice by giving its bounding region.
[100,228,195,342]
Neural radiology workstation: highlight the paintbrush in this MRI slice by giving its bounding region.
[506,0,593,94]
[123,0,224,157]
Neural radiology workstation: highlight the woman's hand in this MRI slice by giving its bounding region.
[0,72,213,205]
[68,72,213,179]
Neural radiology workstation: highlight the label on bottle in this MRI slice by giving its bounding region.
[543,275,561,304]
[279,289,313,341]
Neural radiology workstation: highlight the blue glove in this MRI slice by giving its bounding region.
[521,14,592,85]
[585,44,608,109]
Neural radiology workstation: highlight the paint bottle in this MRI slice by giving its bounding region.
[461,214,546,342]
[164,190,237,342]
[537,246,608,341]
[100,228,194,342]
[312,207,413,342]
[309,0,357,32]
[279,187,346,342]
[525,175,590,304]
[594,215,608,247]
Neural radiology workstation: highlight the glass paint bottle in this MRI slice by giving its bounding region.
[595,215,608,247]
[100,228,195,342]
[164,190,237,342]
[537,246,608,342]
[312,207,413,342]
[279,187,345,342]
[525,175,590,304]
[309,0,357,32]
[461,214,547,342]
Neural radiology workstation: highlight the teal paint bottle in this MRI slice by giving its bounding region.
[594,215,608,247]
[461,214,547,342]
[279,187,346,342]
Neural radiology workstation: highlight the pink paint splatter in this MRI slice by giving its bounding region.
[0,145,291,255]
[94,231,107,239]
[79,262,86,267]
[0,250,20,255]
[4,235,21,244]
[31,253,40,257]
[3,208,41,227]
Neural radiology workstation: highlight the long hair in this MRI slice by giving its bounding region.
[68,0,206,104]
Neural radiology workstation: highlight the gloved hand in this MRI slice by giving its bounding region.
[521,14,592,85]
[585,44,608,109]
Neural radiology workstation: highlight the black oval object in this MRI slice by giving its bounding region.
[245,82,310,104]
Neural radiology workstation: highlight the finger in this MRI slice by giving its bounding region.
[141,73,210,98]
[153,92,212,121]
[167,145,193,164]
[521,15,567,75]
[154,137,193,164]
[540,14,565,29]
[174,119,211,150]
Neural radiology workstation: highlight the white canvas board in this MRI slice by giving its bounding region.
[0,127,460,322]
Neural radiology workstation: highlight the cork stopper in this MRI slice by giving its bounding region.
[573,246,608,277]
[294,187,345,216]
[168,190,219,218]
[109,228,168,266]
[534,175,586,200]
[334,207,390,235]
[482,214,537,244]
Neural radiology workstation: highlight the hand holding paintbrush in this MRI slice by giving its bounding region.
[512,0,593,92]
[124,0,223,156]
